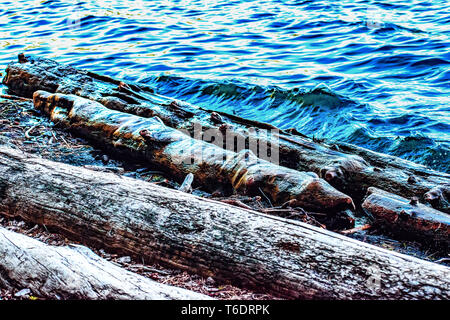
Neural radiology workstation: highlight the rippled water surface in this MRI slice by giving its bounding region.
[1,0,449,172]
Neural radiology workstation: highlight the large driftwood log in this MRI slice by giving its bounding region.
[0,146,448,299]
[31,90,354,229]
[362,187,450,248]
[0,226,210,300]
[3,54,450,212]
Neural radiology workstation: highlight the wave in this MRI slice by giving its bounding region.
[142,74,449,173]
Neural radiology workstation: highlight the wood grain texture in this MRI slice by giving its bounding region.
[362,187,450,248]
[0,226,211,300]
[0,146,448,299]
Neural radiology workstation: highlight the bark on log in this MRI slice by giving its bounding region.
[3,54,450,213]
[31,90,354,229]
[0,226,211,300]
[362,187,450,248]
[0,146,449,299]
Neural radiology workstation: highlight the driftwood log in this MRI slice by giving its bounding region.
[362,187,450,248]
[31,90,355,229]
[3,54,450,213]
[0,146,448,299]
[0,226,210,300]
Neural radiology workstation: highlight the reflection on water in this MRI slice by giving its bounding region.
[1,0,449,172]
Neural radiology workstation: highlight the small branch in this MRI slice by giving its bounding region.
[219,199,253,210]
[24,125,39,139]
[258,187,273,207]
[83,165,124,174]
[434,257,450,264]
[339,224,371,235]
[0,94,31,101]
[127,264,171,276]
[178,173,194,193]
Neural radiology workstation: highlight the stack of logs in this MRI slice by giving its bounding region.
[0,54,449,299]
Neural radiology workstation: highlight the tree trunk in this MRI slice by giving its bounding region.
[32,90,355,229]
[0,226,211,300]
[3,54,449,212]
[0,146,448,299]
[362,187,449,248]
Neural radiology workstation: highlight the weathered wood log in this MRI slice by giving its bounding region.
[330,142,450,211]
[362,187,450,248]
[0,146,449,299]
[4,54,450,212]
[32,90,355,229]
[0,226,211,300]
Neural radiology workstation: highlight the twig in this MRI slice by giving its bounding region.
[261,208,297,214]
[59,135,71,148]
[0,94,31,101]
[48,131,58,145]
[258,187,273,207]
[26,224,40,234]
[83,165,124,174]
[128,264,171,276]
[178,173,194,193]
[433,257,450,264]
[340,224,371,235]
[24,125,39,139]
[219,199,253,210]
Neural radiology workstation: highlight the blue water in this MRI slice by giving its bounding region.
[1,0,449,172]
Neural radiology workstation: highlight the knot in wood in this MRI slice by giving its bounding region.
[410,196,419,206]
[18,53,28,64]
[139,129,151,141]
[408,175,417,184]
[117,81,131,91]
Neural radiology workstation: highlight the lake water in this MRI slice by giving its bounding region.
[1,0,449,172]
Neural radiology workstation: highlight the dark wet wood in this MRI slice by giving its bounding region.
[32,90,355,229]
[0,146,449,299]
[362,187,450,249]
